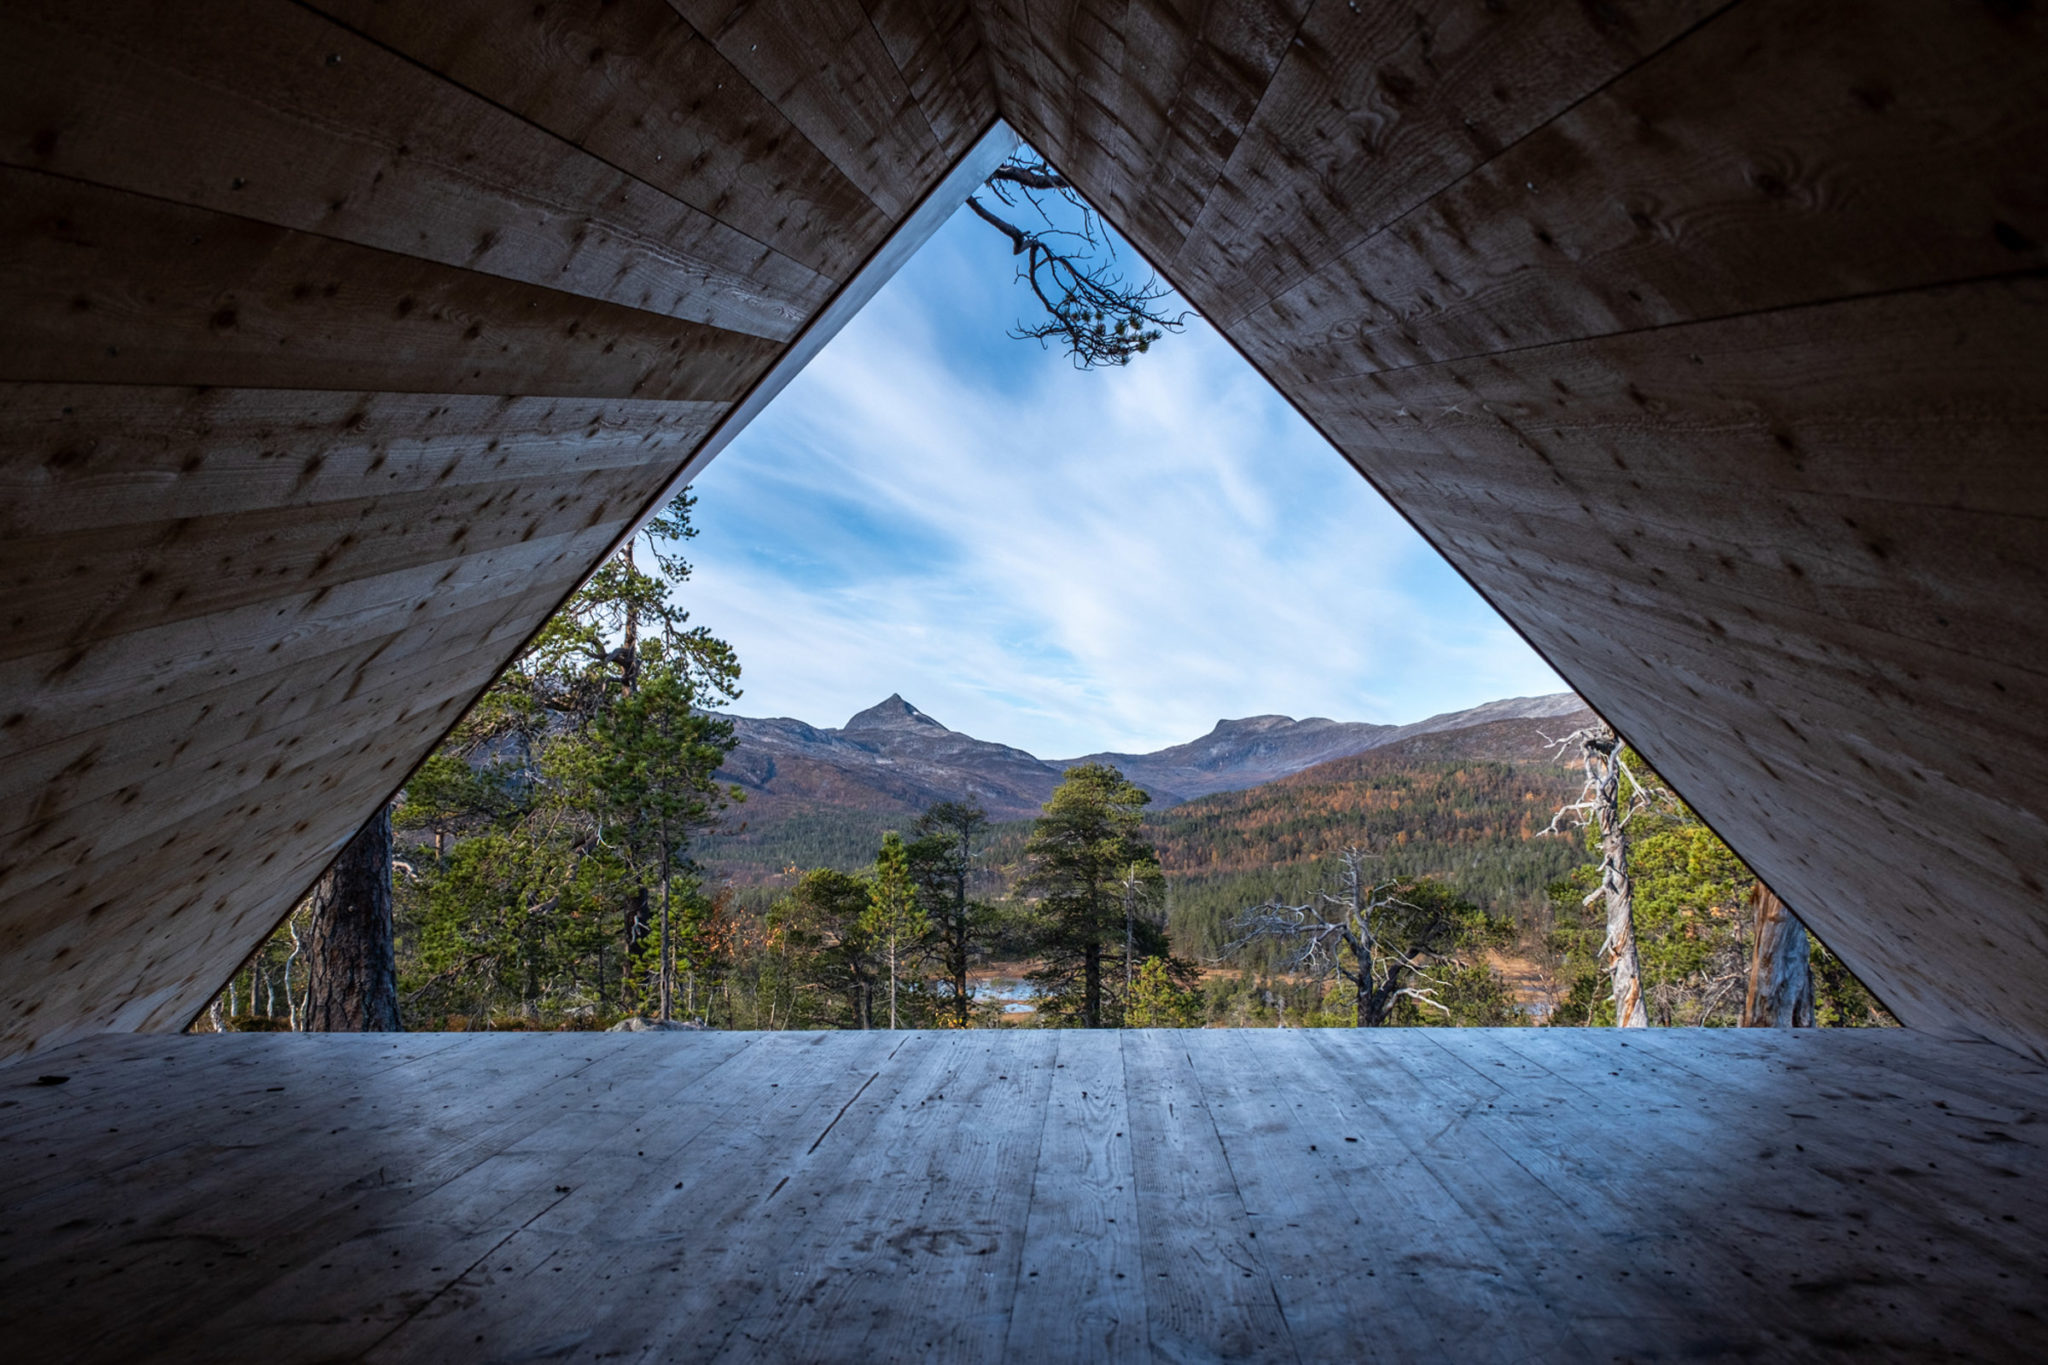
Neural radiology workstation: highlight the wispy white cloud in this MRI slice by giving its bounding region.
[686,209,1562,757]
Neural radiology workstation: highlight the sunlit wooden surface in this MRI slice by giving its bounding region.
[4,1028,2043,1362]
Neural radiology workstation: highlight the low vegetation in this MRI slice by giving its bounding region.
[204,491,1891,1034]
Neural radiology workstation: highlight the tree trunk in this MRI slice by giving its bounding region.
[952,865,971,1029]
[1742,884,1815,1027]
[1590,742,1648,1028]
[1082,940,1102,1029]
[625,886,650,1007]
[659,857,672,1023]
[302,805,403,1032]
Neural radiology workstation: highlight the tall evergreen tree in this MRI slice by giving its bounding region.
[909,801,991,1027]
[1020,764,1175,1027]
[863,833,927,1029]
[552,660,737,1020]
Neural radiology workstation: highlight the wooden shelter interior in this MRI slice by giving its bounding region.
[2,1,2043,1357]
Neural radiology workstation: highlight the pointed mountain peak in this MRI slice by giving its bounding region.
[842,693,947,732]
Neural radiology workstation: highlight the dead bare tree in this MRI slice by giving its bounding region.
[1543,726,1651,1028]
[967,154,1189,368]
[1741,883,1816,1027]
[1226,847,1458,1026]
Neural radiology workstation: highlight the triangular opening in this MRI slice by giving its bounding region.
[203,134,1886,1035]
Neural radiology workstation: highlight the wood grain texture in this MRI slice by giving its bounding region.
[0,168,782,400]
[3,0,2047,1071]
[0,2,997,1054]
[1174,0,1726,326]
[972,1,2048,1055]
[0,383,729,1051]
[0,0,833,341]
[2,1029,2044,1362]
[308,0,901,280]
[1296,276,2048,1050]
[1233,0,2048,386]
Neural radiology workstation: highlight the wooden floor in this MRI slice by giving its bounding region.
[3,1030,2044,1363]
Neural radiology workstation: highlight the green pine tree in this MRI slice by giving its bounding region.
[863,833,929,1029]
[1020,764,1188,1027]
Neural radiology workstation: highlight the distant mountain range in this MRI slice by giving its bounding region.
[716,691,1597,824]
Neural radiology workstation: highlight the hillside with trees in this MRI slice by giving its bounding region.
[195,487,1888,1036]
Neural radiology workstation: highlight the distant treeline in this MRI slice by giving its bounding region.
[697,755,1590,964]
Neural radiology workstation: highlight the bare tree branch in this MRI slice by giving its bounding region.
[968,152,1190,369]
[1540,725,1651,1027]
[1225,847,1462,1026]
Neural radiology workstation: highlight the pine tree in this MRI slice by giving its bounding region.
[863,833,928,1029]
[1020,764,1179,1027]
[909,801,991,1027]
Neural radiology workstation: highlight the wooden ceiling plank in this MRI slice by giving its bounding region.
[963,0,1070,151]
[1236,0,2048,387]
[0,386,725,539]
[0,610,570,876]
[668,0,952,220]
[0,469,664,669]
[0,598,563,953]
[1,1,832,343]
[989,0,1152,187]
[1174,0,1724,327]
[0,523,632,832]
[0,504,642,762]
[1102,0,1306,258]
[309,0,889,279]
[860,0,1002,158]
[1543,643,2048,1043]
[0,168,782,401]
[1275,269,2048,1054]
[1298,274,2048,684]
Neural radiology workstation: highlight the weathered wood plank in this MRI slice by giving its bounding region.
[1237,0,2048,386]
[7,1030,2047,1363]
[23,1036,757,1362]
[1190,1029,1565,1359]
[1424,1029,2046,1354]
[567,1032,943,1360]
[861,0,999,158]
[0,518,615,798]
[0,167,781,400]
[308,0,896,279]
[1006,1029,1147,1359]
[1120,1029,1294,1362]
[0,619,556,1046]
[1,463,666,666]
[711,1032,1052,1361]
[177,1034,800,1365]
[670,0,952,221]
[1175,0,1724,327]
[1290,1029,1641,1356]
[1287,274,2048,1055]
[0,386,723,538]
[0,0,831,341]
[356,1030,898,1362]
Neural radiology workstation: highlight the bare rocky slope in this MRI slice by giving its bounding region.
[716,691,1596,824]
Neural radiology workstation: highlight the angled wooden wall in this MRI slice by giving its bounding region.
[3,0,2044,1060]
[975,0,2048,1053]
[0,0,1000,1053]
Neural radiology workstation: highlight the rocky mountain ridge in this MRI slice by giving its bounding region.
[716,691,1596,823]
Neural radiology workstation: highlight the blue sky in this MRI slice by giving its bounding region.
[683,195,1564,758]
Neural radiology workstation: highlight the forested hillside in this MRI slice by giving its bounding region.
[1154,751,1586,960]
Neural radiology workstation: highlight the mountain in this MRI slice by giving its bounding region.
[1055,693,1591,800]
[706,692,1598,880]
[717,693,1065,823]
